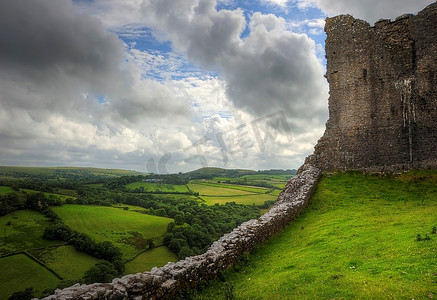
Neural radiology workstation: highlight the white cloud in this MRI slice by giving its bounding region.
[0,0,331,172]
[261,0,290,8]
[296,0,435,24]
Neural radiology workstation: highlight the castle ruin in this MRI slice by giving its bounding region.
[306,2,437,171]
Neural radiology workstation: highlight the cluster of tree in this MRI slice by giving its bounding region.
[43,221,123,264]
[256,169,297,175]
[183,167,256,180]
[160,202,260,259]
[104,174,188,190]
[0,191,62,216]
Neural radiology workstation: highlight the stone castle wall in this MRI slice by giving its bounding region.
[306,2,437,171]
[42,165,321,300]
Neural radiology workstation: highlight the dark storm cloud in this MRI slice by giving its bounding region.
[0,0,122,75]
[0,0,190,169]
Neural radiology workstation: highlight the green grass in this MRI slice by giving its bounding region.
[194,171,437,299]
[112,203,149,213]
[0,253,60,299]
[0,186,14,194]
[188,183,255,197]
[202,194,277,206]
[240,174,293,182]
[126,182,189,193]
[0,210,61,255]
[32,245,101,280]
[20,188,74,201]
[52,205,173,259]
[194,182,270,194]
[124,246,178,274]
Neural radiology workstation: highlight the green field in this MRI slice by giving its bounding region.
[0,254,60,299]
[124,246,178,274]
[188,183,257,197]
[0,210,61,255]
[195,171,437,299]
[32,245,101,280]
[126,182,189,193]
[19,188,74,202]
[52,205,173,259]
[202,194,277,206]
[0,186,14,194]
[193,182,270,194]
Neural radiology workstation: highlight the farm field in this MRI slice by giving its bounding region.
[194,171,437,299]
[202,193,277,206]
[52,205,173,259]
[19,188,74,202]
[32,245,102,280]
[0,253,60,300]
[0,186,14,194]
[124,246,178,274]
[0,166,294,298]
[192,182,270,194]
[0,210,61,255]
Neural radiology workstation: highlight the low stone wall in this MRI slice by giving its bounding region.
[41,164,321,300]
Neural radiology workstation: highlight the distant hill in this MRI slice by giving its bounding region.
[0,166,144,179]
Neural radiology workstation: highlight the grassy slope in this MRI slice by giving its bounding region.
[0,253,60,299]
[0,186,13,194]
[0,210,61,255]
[188,183,255,196]
[124,246,178,274]
[194,171,437,299]
[52,205,173,259]
[32,245,101,280]
[202,194,277,206]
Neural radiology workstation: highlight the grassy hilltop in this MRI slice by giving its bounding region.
[193,171,437,299]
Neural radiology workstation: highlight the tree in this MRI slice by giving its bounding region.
[83,261,118,284]
[8,288,35,300]
[178,246,195,259]
[146,238,155,249]
[174,214,185,225]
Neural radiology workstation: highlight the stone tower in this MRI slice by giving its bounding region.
[306,2,437,171]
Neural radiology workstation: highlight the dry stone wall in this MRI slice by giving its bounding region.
[41,165,321,300]
[306,2,437,172]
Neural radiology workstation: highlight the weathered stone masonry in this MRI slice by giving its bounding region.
[41,165,321,300]
[306,2,437,171]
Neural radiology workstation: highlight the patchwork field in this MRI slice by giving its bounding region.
[124,246,178,274]
[194,171,437,299]
[0,253,60,300]
[0,166,293,298]
[0,186,14,194]
[187,183,256,196]
[32,245,102,280]
[202,194,277,206]
[52,205,173,259]
[0,210,61,255]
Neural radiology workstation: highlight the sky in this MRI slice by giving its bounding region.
[0,0,434,173]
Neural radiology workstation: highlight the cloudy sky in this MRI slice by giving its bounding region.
[0,0,434,173]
